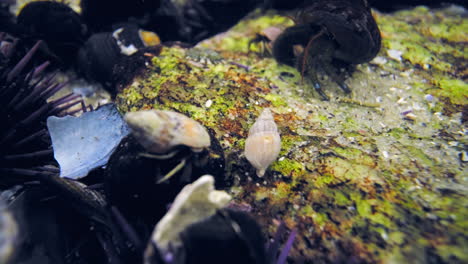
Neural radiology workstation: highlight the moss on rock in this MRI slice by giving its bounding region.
[116,6,468,263]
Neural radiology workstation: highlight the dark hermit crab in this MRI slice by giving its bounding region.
[105,109,226,225]
[272,0,381,100]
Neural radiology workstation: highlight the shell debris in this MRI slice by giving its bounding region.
[244,108,281,177]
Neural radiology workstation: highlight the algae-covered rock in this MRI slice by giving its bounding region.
[116,7,467,263]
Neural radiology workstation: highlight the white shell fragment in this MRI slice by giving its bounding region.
[244,108,281,177]
[0,199,17,264]
[148,175,231,256]
[47,104,130,179]
[124,110,211,154]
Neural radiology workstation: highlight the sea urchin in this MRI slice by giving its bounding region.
[0,34,83,188]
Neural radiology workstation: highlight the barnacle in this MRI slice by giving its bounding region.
[245,108,281,177]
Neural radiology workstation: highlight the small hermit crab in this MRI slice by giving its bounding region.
[272,0,381,100]
[105,109,226,223]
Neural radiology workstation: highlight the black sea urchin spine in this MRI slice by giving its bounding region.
[0,38,84,188]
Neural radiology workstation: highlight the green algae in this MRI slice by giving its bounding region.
[199,11,294,53]
[432,78,468,105]
[116,6,468,263]
[270,158,304,177]
[263,93,288,107]
[375,7,467,109]
[332,147,376,167]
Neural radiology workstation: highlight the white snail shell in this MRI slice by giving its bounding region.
[244,108,281,177]
[124,109,210,154]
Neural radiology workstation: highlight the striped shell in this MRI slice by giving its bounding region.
[124,110,210,154]
[244,108,281,177]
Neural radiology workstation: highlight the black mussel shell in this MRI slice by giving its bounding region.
[112,44,162,94]
[190,128,229,189]
[81,0,161,32]
[0,4,17,34]
[4,185,107,264]
[176,208,267,264]
[262,0,306,10]
[368,0,468,12]
[105,131,226,224]
[17,1,87,65]
[76,32,121,87]
[104,136,196,223]
[149,0,259,44]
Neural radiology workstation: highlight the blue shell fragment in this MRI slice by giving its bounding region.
[47,104,130,179]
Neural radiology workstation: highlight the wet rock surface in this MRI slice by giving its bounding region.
[116,6,467,263]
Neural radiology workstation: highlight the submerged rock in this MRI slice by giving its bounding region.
[115,6,467,263]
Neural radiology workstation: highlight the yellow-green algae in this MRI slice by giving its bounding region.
[376,6,467,107]
[116,7,467,263]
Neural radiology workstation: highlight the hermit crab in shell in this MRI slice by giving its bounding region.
[105,109,226,224]
[272,0,381,100]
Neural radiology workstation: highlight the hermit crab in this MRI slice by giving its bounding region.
[272,0,381,100]
[105,109,226,223]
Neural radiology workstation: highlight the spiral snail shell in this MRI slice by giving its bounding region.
[244,108,281,177]
[124,109,211,154]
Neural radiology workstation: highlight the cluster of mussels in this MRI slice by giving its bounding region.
[0,1,288,263]
[1,0,384,98]
[0,52,294,263]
